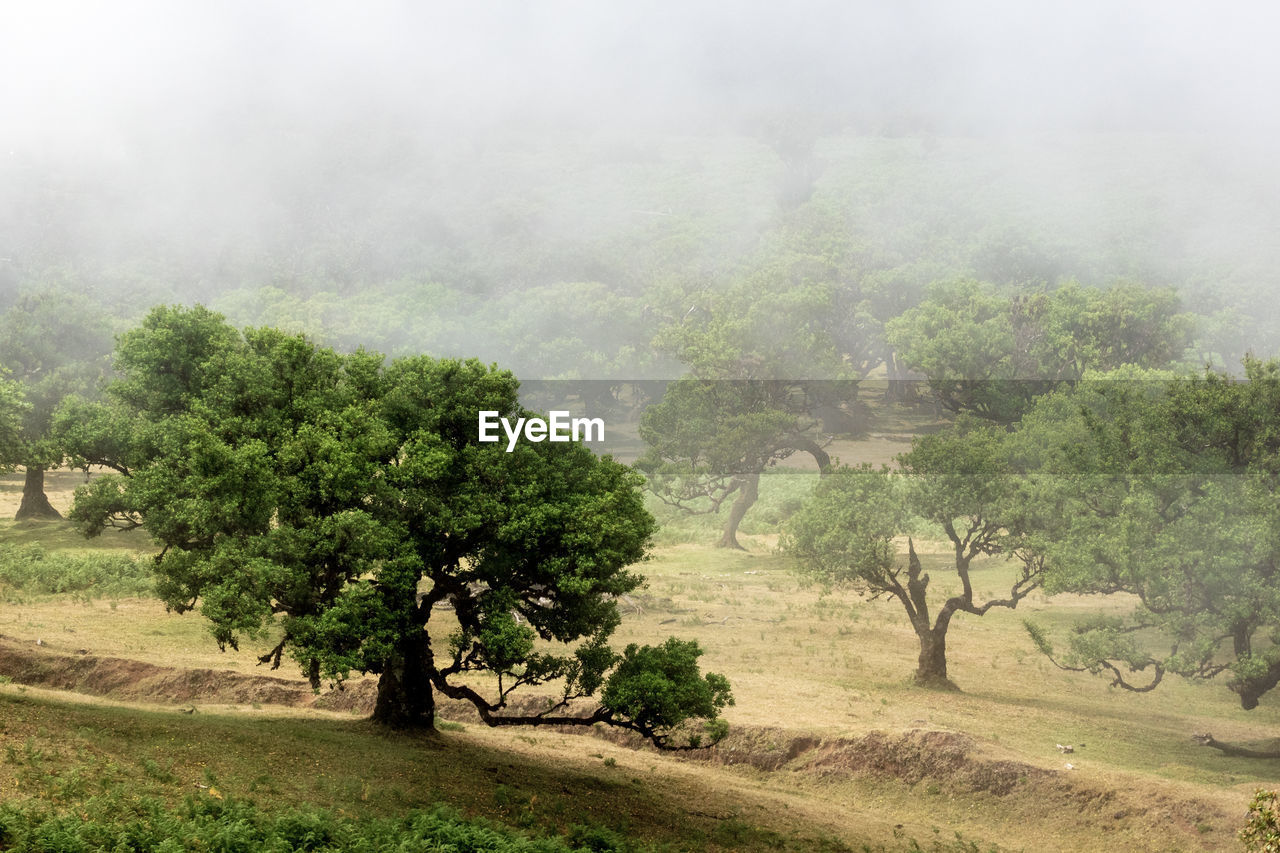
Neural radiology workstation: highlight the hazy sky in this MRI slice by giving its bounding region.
[5,2,1278,154]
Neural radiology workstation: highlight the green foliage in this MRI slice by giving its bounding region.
[886,279,1194,422]
[0,288,116,472]
[0,543,152,599]
[1015,360,1280,707]
[638,380,805,507]
[65,306,729,745]
[0,369,24,470]
[602,638,734,744]
[781,418,1044,682]
[485,283,673,379]
[0,793,638,852]
[780,465,904,591]
[898,416,1014,544]
[1242,790,1280,853]
[636,378,834,548]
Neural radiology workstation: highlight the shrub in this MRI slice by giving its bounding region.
[1242,789,1280,853]
[0,543,152,599]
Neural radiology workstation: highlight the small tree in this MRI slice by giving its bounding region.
[66,306,733,747]
[782,419,1044,686]
[1242,789,1280,852]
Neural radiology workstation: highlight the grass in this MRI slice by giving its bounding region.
[2,463,1279,850]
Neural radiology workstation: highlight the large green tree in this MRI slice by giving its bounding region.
[782,418,1045,685]
[66,306,732,745]
[0,288,114,519]
[1018,361,1280,712]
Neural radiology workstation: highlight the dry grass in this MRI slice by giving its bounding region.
[2,463,1279,850]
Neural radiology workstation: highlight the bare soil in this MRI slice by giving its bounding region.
[0,633,377,711]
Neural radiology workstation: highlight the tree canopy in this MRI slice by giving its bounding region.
[636,379,832,549]
[0,370,24,470]
[637,275,850,549]
[1017,361,1280,709]
[886,279,1195,423]
[65,305,732,746]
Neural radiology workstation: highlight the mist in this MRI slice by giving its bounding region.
[4,2,1280,374]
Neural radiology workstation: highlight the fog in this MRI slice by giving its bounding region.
[4,2,1280,373]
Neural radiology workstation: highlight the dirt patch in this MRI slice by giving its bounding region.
[802,729,1051,795]
[0,634,373,710]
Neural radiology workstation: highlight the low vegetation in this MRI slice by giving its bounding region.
[0,543,152,600]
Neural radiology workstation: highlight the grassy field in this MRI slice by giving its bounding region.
[2,462,1280,851]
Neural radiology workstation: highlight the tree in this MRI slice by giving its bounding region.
[0,288,115,519]
[639,278,849,549]
[886,279,1194,423]
[781,418,1044,685]
[1018,361,1280,711]
[67,306,732,746]
[637,379,830,549]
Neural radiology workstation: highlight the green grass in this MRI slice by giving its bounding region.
[0,518,153,554]
[0,688,910,852]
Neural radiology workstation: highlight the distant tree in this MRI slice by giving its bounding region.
[1019,361,1280,711]
[640,279,846,548]
[637,379,830,549]
[67,306,732,745]
[885,279,1028,422]
[757,112,826,210]
[969,226,1066,287]
[0,288,114,519]
[782,418,1044,685]
[746,201,885,380]
[886,279,1195,423]
[484,282,673,380]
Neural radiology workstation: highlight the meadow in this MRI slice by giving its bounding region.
[1,460,1278,852]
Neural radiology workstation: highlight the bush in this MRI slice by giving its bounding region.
[1242,789,1280,853]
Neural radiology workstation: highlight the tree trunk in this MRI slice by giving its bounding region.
[717,471,760,550]
[884,349,901,402]
[791,437,832,475]
[914,626,951,686]
[15,466,62,521]
[371,630,436,729]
